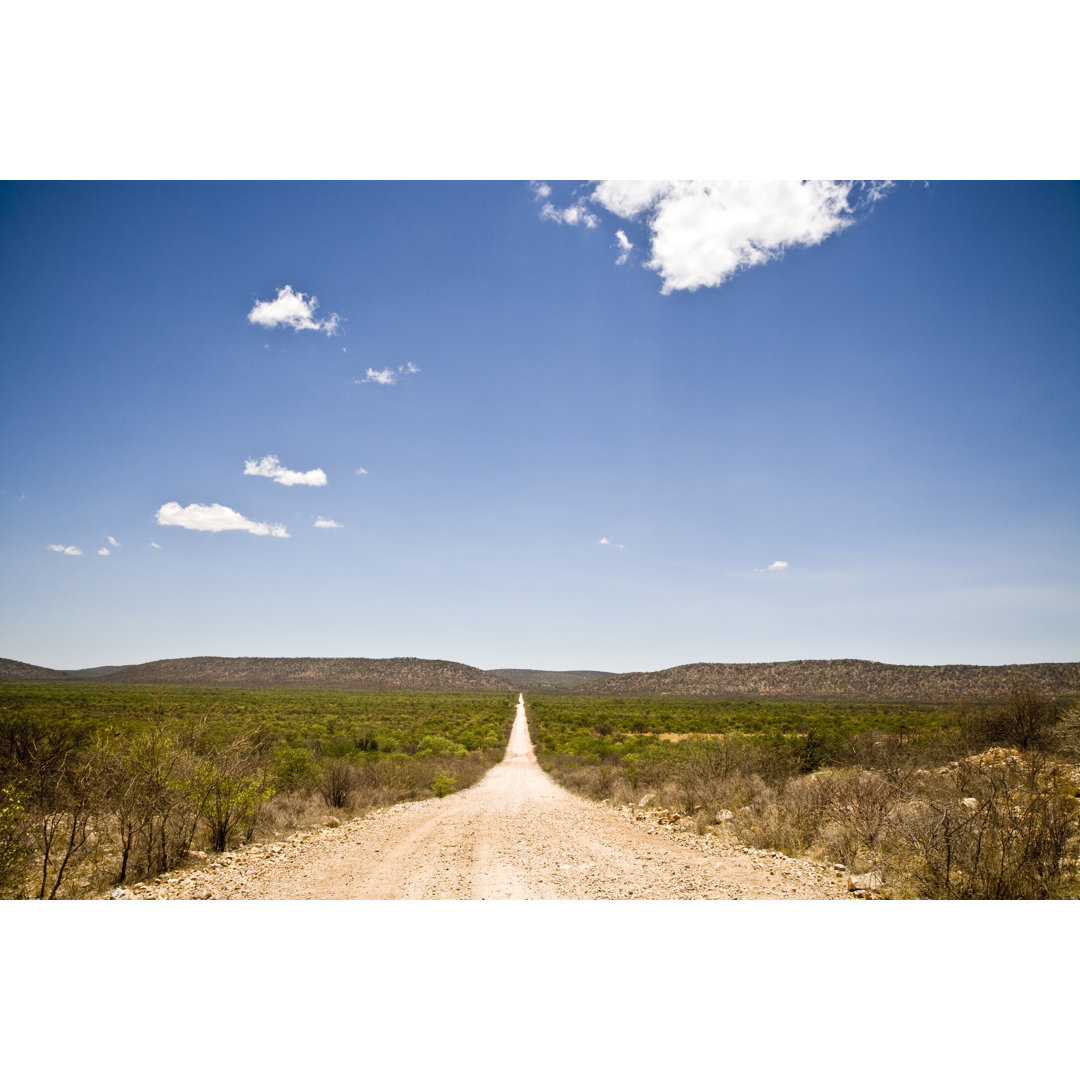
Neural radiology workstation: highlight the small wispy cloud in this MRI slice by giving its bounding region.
[614,229,633,265]
[356,362,420,386]
[313,517,343,529]
[533,180,600,228]
[107,536,120,548]
[755,560,790,572]
[359,368,396,385]
[244,454,327,487]
[247,285,340,335]
[97,547,110,556]
[356,467,369,476]
[150,542,161,549]
[47,544,82,556]
[541,202,599,228]
[156,502,289,538]
[599,537,625,549]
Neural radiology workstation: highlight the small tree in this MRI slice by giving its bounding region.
[186,733,275,852]
[35,753,101,899]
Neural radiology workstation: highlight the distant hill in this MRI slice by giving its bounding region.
[90,656,516,692]
[5,655,1078,702]
[0,658,72,681]
[578,659,1080,702]
[487,669,616,692]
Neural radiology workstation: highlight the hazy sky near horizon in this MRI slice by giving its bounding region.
[1,180,1077,671]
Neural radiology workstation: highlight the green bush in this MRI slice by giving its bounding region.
[0,782,30,896]
[416,735,467,759]
[431,772,456,798]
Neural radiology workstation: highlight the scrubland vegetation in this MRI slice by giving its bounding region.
[529,687,1080,898]
[0,684,514,898]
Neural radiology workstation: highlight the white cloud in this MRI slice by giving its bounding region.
[599,537,625,549]
[97,547,110,556]
[244,454,327,487]
[247,285,340,335]
[614,229,633,265]
[313,517,343,528]
[591,181,674,218]
[107,536,120,547]
[540,200,599,229]
[150,542,161,549]
[47,544,82,556]
[757,560,789,572]
[533,181,600,228]
[359,367,397,385]
[356,467,369,476]
[356,362,420,385]
[589,180,893,293]
[155,502,289,538]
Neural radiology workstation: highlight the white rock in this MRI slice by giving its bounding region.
[849,871,885,891]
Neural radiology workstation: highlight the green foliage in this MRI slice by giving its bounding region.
[0,683,516,896]
[416,735,467,758]
[0,782,29,896]
[528,690,1080,899]
[431,772,456,798]
[273,745,317,792]
[188,754,274,852]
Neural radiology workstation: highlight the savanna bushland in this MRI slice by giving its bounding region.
[527,686,1080,899]
[0,683,515,898]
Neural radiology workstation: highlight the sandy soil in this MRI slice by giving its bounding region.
[122,696,851,900]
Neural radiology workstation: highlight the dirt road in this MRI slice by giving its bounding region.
[126,696,850,900]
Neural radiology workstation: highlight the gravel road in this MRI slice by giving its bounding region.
[124,696,850,900]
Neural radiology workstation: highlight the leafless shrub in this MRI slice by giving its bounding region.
[317,759,358,810]
[34,752,101,899]
[254,790,327,834]
[883,753,1080,898]
[1052,702,1080,761]
[809,768,907,870]
[732,775,822,855]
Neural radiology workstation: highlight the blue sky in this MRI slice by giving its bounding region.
[1,180,1077,671]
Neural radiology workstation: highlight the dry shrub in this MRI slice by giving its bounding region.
[808,768,905,871]
[732,775,822,855]
[556,763,620,801]
[317,759,359,809]
[254,790,327,834]
[882,753,1080,898]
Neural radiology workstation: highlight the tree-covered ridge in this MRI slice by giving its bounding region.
[578,659,1080,702]
[0,659,72,682]
[486,669,616,692]
[0,656,516,693]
